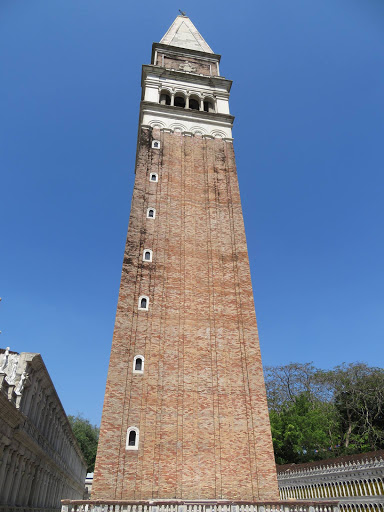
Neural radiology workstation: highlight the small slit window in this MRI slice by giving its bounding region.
[138,295,149,311]
[150,173,158,183]
[126,427,139,450]
[143,249,152,262]
[147,208,156,219]
[133,355,145,374]
[152,140,160,149]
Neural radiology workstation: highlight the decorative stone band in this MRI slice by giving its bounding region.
[141,124,233,142]
[140,102,234,141]
[61,500,339,512]
[0,508,58,512]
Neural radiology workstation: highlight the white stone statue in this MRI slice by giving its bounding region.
[0,347,10,373]
[15,371,27,394]
[6,359,18,384]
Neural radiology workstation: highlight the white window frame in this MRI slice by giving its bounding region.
[126,426,139,450]
[152,140,161,149]
[133,355,145,374]
[147,207,156,219]
[143,249,153,262]
[149,173,158,183]
[138,295,149,311]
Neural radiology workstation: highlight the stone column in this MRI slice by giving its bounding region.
[40,469,49,508]
[10,454,25,505]
[30,389,38,422]
[39,401,48,435]
[52,477,59,508]
[22,460,35,506]
[35,392,45,428]
[1,449,17,503]
[22,382,34,416]
[45,471,52,507]
[0,443,11,492]
[35,467,45,508]
[28,465,39,507]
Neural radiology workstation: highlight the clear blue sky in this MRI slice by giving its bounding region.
[1,0,384,426]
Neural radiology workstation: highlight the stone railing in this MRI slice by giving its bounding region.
[61,500,338,512]
[0,508,58,512]
[277,451,384,512]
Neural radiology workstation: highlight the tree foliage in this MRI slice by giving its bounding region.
[265,362,384,464]
[68,414,99,472]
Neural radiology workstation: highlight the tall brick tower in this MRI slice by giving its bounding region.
[92,15,279,502]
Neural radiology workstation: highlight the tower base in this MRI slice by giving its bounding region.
[61,499,339,512]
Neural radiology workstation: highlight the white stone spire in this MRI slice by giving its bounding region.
[160,15,214,53]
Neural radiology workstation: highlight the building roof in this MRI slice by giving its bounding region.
[160,15,214,54]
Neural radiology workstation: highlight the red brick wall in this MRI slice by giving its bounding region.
[92,128,279,501]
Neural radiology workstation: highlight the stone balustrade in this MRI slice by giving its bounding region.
[0,508,58,512]
[277,451,384,512]
[61,500,338,512]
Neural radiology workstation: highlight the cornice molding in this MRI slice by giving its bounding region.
[152,43,221,64]
[142,65,232,92]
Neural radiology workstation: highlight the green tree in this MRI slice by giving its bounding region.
[320,363,384,452]
[266,361,384,464]
[68,414,99,472]
[265,362,331,411]
[270,393,340,464]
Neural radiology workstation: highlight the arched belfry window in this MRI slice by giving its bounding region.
[174,94,186,108]
[203,98,215,113]
[147,208,156,219]
[160,91,171,105]
[189,97,200,111]
[126,426,139,450]
[143,249,153,262]
[133,355,145,374]
[138,295,149,311]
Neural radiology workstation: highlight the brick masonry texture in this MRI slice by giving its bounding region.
[92,128,279,501]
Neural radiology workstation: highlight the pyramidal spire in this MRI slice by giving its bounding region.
[160,15,214,53]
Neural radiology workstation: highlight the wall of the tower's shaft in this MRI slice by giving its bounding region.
[92,127,279,501]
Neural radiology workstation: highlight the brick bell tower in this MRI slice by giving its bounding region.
[92,15,279,502]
